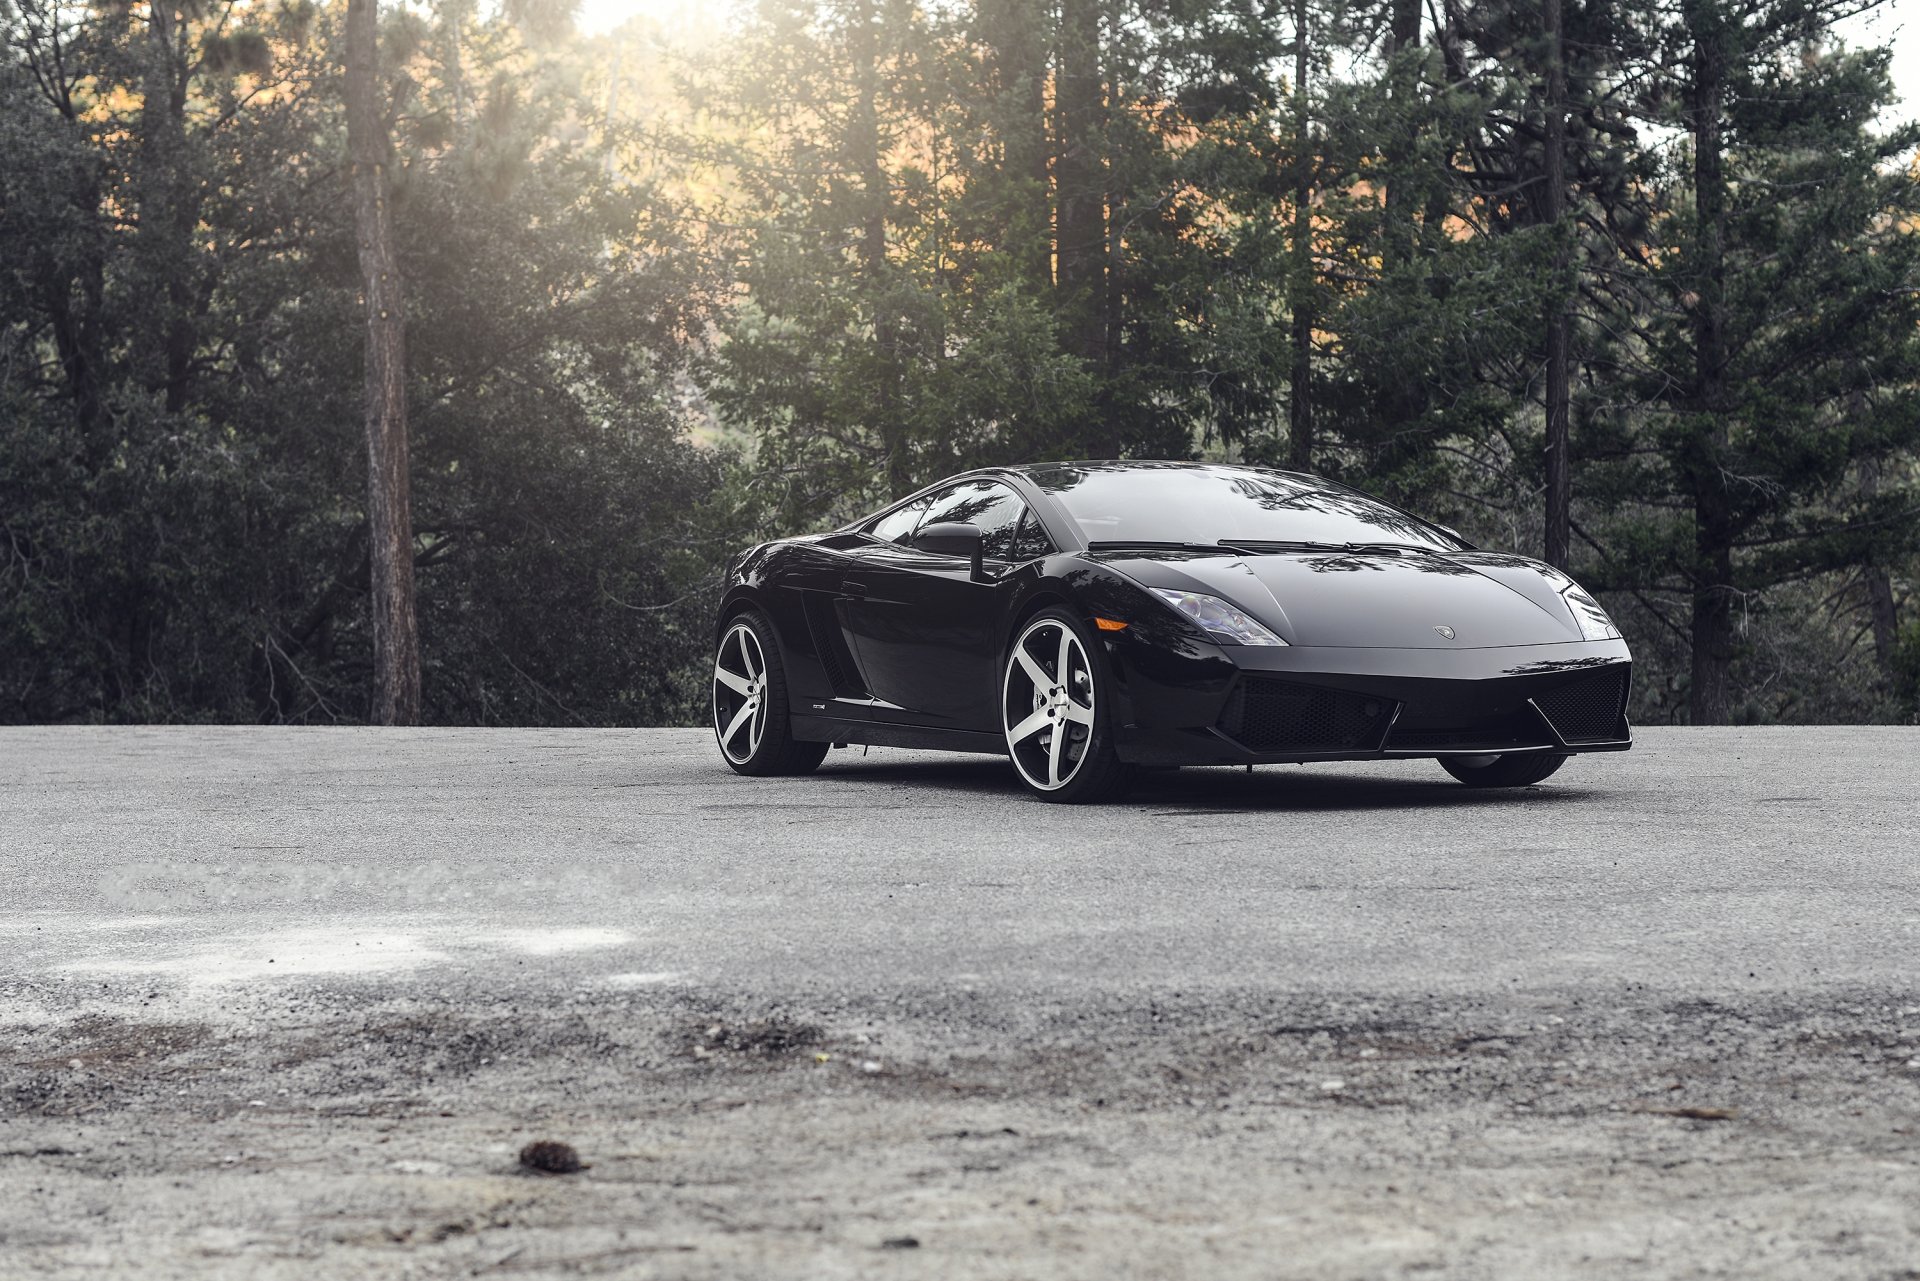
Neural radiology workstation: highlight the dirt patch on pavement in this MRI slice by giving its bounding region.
[4,980,1919,1279]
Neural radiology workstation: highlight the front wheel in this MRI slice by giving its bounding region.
[1001,609,1130,803]
[1440,750,1568,787]
[712,611,828,777]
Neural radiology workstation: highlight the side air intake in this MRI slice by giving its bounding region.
[1533,666,1630,743]
[802,592,867,698]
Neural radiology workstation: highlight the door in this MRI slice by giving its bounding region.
[840,481,1028,729]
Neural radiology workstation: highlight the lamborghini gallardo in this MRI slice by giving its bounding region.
[711,462,1632,802]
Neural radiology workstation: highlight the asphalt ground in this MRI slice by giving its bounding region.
[2,726,1918,1278]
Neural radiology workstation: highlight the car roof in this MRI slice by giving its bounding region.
[841,460,1336,545]
[895,460,1321,490]
[1001,460,1319,482]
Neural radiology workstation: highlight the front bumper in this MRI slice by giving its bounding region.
[1105,636,1633,766]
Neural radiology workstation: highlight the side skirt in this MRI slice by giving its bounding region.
[790,715,1008,756]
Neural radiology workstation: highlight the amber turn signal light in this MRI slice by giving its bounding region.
[1094,617,1129,632]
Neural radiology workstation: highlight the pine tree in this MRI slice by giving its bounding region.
[1584,0,1920,722]
[701,0,1282,527]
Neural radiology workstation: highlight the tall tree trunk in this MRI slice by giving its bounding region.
[1055,0,1113,457]
[1371,0,1430,462]
[44,260,106,447]
[1379,0,1423,266]
[1287,0,1314,473]
[1103,0,1123,407]
[981,0,1050,290]
[1684,0,1735,725]
[849,0,906,496]
[1866,568,1900,673]
[1542,0,1572,569]
[1861,461,1901,674]
[23,11,105,447]
[1422,2,1465,233]
[602,41,621,178]
[346,0,422,726]
[139,0,195,413]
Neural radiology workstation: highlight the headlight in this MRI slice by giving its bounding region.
[1149,589,1288,646]
[1562,583,1620,641]
[1538,568,1620,641]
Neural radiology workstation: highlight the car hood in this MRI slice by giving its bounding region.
[1097,548,1584,648]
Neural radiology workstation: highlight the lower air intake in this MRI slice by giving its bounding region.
[1220,677,1394,752]
[1534,666,1629,743]
[1387,725,1542,752]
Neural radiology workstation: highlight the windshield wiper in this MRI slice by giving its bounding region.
[1087,538,1447,556]
[1217,539,1345,553]
[1218,539,1443,556]
[1085,540,1234,554]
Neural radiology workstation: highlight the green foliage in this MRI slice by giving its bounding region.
[0,0,731,724]
[1566,6,1920,719]
[3,0,1917,726]
[1895,621,1920,715]
[694,0,1286,532]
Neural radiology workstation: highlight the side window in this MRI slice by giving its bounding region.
[919,481,1024,561]
[867,499,927,545]
[1010,509,1057,561]
[913,483,968,527]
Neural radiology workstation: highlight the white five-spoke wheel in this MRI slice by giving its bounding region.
[713,621,770,765]
[1002,610,1129,802]
[711,610,829,777]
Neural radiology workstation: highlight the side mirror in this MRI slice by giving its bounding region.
[913,521,985,578]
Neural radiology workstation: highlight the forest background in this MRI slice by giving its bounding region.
[4,0,1919,727]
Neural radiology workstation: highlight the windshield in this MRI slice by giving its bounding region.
[1027,464,1468,552]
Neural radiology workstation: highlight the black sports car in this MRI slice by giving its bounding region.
[711,461,1632,802]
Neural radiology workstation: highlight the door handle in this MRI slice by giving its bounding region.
[843,579,869,597]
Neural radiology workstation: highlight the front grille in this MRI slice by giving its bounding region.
[1534,666,1629,742]
[1219,677,1395,752]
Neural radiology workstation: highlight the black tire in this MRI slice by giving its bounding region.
[1001,607,1132,803]
[712,609,829,777]
[1439,750,1569,788]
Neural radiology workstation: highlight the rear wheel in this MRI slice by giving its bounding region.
[713,611,828,776]
[1440,751,1568,787]
[1001,609,1130,803]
